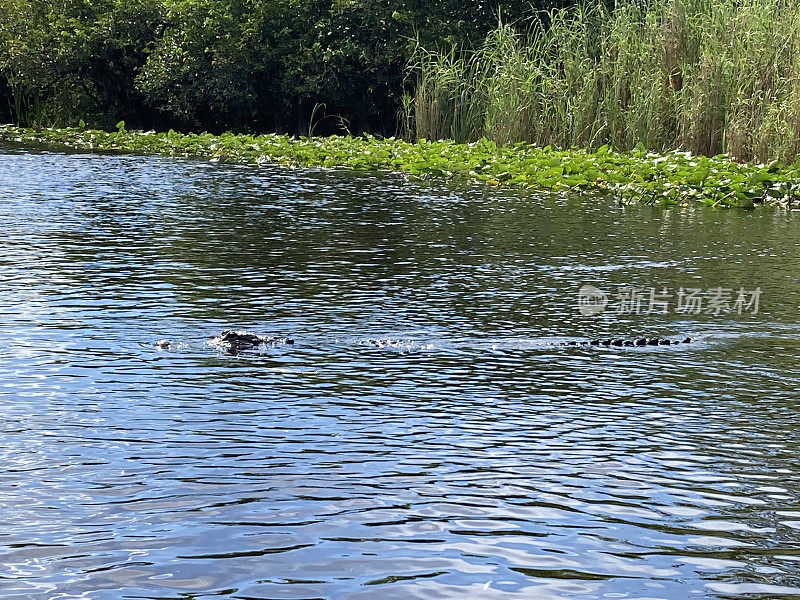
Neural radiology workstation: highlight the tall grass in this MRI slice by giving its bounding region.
[412,0,800,163]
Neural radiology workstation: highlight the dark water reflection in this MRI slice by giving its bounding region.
[1,148,800,599]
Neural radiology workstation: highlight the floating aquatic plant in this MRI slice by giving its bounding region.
[1,124,798,208]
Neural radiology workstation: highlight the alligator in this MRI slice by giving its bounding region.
[155,332,691,352]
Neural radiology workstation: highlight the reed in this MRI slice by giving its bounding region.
[412,0,800,163]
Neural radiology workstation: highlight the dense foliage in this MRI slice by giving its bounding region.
[0,0,545,133]
[4,124,799,208]
[5,0,800,165]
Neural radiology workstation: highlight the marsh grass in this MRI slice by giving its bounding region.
[412,0,800,163]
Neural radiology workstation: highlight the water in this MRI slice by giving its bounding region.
[1,147,800,600]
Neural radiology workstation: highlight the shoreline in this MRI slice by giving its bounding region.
[1,124,798,208]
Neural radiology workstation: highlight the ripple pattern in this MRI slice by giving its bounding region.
[1,148,800,599]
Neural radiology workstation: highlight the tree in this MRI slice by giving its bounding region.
[0,0,554,132]
[0,0,162,127]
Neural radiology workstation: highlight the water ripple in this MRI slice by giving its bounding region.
[0,149,799,599]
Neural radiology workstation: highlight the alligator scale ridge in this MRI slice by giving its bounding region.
[155,331,692,353]
[561,336,691,347]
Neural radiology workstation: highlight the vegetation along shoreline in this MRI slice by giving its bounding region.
[2,123,799,209]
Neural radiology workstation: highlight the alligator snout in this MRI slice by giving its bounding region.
[208,329,295,354]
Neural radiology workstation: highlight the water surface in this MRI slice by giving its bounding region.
[1,147,800,600]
